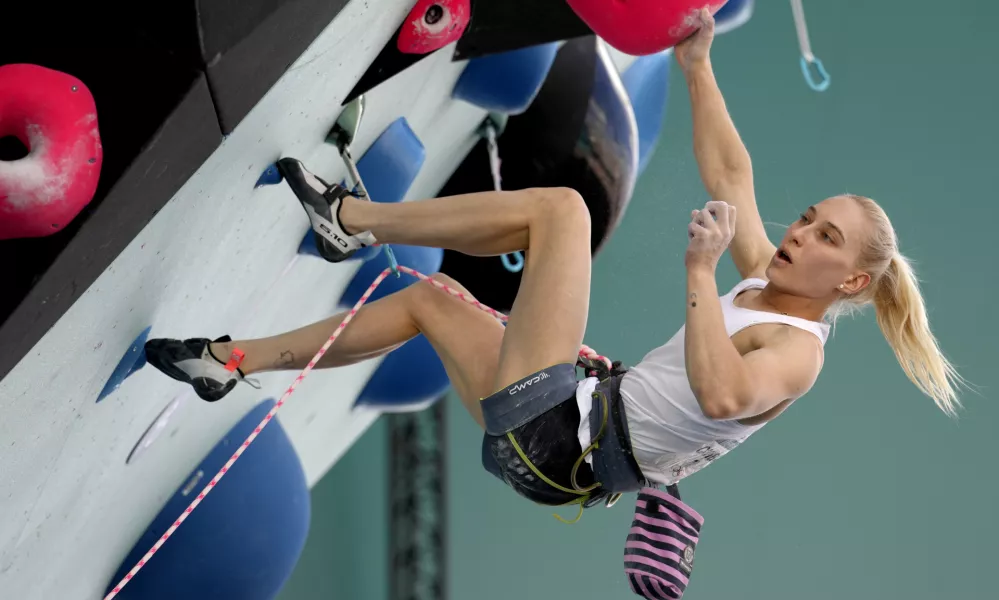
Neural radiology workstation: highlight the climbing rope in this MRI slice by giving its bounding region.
[104,265,610,599]
[483,120,525,274]
[789,0,830,92]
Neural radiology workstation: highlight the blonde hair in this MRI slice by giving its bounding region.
[829,195,964,417]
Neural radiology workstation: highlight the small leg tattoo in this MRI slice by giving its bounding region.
[689,292,697,308]
[274,350,296,368]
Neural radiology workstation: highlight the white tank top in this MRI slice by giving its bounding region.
[609,278,830,486]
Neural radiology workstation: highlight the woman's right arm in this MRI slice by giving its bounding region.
[676,11,775,279]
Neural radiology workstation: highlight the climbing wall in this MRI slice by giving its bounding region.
[0,2,487,598]
[0,0,757,597]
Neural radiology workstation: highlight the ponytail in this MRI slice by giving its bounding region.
[872,252,963,417]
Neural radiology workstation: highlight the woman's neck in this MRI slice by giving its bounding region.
[756,284,832,322]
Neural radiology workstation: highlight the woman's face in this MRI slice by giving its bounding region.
[765,195,872,298]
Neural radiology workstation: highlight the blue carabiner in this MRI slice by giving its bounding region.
[383,245,401,278]
[800,55,830,92]
[501,251,524,273]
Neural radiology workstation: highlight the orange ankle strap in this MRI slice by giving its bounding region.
[224,349,245,373]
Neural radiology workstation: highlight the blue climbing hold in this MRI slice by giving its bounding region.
[355,333,450,411]
[96,326,152,403]
[714,0,755,36]
[621,51,672,176]
[452,43,560,114]
[338,243,443,309]
[300,117,426,261]
[105,398,310,600]
[254,163,283,188]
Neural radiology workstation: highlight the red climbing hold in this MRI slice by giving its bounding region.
[0,64,103,241]
[565,0,729,56]
[397,0,471,55]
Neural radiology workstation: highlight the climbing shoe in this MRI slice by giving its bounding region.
[144,335,259,402]
[276,157,377,263]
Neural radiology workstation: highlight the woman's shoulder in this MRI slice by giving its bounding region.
[726,275,769,298]
[762,325,827,385]
[768,321,825,356]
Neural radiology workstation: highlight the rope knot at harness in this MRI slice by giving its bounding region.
[578,344,613,374]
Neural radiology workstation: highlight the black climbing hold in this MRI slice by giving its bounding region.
[344,0,594,104]
[342,24,441,106]
[452,0,593,61]
[440,36,637,312]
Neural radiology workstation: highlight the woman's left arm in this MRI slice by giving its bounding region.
[684,264,820,420]
[676,9,777,280]
[683,201,820,420]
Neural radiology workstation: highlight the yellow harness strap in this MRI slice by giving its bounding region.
[504,387,613,524]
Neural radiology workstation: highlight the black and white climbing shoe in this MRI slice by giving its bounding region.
[144,335,259,402]
[276,157,377,263]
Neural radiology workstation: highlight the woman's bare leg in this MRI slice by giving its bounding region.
[338,186,592,391]
[217,186,592,414]
[214,273,504,427]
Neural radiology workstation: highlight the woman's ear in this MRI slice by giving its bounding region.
[839,272,871,295]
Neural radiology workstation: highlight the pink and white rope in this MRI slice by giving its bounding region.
[104,265,610,599]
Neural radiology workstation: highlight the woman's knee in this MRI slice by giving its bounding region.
[529,187,591,232]
[427,272,469,294]
[411,273,474,307]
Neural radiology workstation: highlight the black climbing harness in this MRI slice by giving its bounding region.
[515,356,645,524]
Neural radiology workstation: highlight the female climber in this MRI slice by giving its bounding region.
[144,9,963,509]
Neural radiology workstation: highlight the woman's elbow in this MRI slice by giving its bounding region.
[697,394,741,420]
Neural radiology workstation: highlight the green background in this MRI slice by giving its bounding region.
[280,0,997,598]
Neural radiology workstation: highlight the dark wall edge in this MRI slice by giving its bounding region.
[0,75,222,382]
[0,0,357,382]
[206,0,353,134]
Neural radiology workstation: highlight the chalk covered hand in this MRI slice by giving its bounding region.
[674,7,715,73]
[685,200,737,270]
